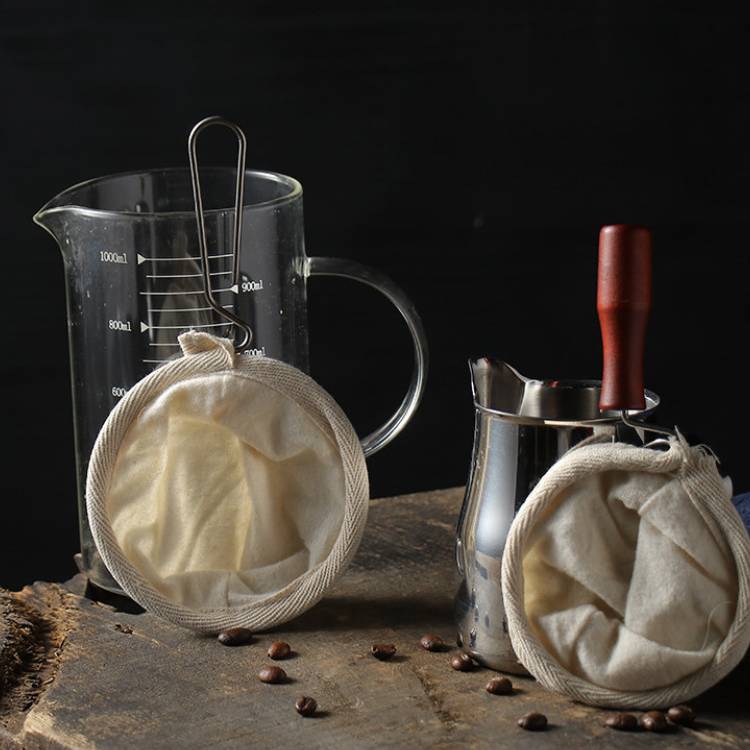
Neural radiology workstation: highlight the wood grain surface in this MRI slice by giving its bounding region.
[1,487,749,749]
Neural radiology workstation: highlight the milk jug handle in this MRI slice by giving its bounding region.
[597,225,651,412]
[306,256,428,457]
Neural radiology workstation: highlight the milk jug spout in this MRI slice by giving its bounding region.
[469,358,529,414]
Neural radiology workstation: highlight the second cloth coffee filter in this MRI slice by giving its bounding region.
[86,331,369,632]
[501,435,750,708]
[499,226,750,707]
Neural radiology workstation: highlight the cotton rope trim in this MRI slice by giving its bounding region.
[501,436,750,709]
[86,331,369,633]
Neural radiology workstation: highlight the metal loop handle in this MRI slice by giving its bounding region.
[620,409,676,439]
[306,256,429,457]
[188,116,253,351]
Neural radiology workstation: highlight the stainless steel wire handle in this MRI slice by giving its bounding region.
[188,116,253,351]
[620,410,676,439]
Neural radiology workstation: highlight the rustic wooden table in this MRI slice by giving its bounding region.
[2,487,749,749]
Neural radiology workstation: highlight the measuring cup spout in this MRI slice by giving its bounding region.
[33,195,80,255]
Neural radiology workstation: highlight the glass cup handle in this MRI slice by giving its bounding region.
[306,256,429,457]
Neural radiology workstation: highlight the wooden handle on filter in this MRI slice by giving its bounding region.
[597,224,652,412]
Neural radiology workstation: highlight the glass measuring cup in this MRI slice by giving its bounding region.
[35,167,428,593]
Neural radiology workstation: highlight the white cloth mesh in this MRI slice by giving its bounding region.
[86,332,369,633]
[501,437,750,708]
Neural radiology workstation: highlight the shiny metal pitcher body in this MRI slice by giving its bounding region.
[454,358,658,673]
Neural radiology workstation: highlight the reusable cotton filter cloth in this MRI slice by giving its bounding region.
[501,437,750,708]
[86,332,369,632]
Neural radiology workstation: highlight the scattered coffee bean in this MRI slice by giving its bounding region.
[605,713,639,731]
[268,641,292,660]
[640,711,669,733]
[517,712,548,731]
[450,653,474,671]
[295,695,317,717]
[217,627,254,646]
[485,676,513,695]
[371,643,397,661]
[667,704,696,726]
[419,634,446,652]
[258,665,287,684]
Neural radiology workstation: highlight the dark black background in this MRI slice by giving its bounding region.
[1,2,748,590]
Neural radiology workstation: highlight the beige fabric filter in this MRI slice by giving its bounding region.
[86,332,369,633]
[501,437,750,708]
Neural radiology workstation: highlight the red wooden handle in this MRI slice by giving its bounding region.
[597,224,652,412]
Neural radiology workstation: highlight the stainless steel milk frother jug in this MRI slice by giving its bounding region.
[454,360,659,672]
[455,225,660,673]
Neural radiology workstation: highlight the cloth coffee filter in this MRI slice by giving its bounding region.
[501,436,750,709]
[86,331,369,633]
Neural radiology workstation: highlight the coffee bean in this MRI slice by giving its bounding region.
[667,705,696,726]
[450,653,474,671]
[258,665,287,684]
[217,627,254,647]
[485,676,513,695]
[517,712,547,731]
[295,696,317,717]
[371,643,397,661]
[268,641,292,660]
[419,634,446,652]
[640,711,669,733]
[605,713,638,731]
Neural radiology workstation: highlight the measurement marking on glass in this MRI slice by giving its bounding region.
[146,305,234,313]
[138,285,238,296]
[145,270,234,280]
[100,250,128,264]
[108,319,132,332]
[142,359,168,364]
[137,253,233,264]
[150,342,181,347]
[140,321,230,331]
[242,347,267,357]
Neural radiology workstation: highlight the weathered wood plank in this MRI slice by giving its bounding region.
[2,487,749,749]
